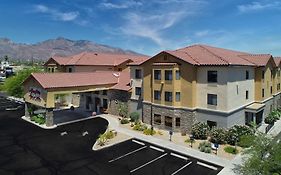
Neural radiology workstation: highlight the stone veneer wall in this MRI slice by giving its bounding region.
[143,102,195,134]
[107,90,130,116]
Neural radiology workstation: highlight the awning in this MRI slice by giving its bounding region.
[245,103,265,113]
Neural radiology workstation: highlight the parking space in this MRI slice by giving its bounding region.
[103,139,222,175]
[0,96,222,175]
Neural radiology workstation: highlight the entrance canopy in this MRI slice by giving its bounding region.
[245,103,265,113]
[23,71,130,108]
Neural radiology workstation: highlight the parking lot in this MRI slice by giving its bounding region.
[0,96,222,174]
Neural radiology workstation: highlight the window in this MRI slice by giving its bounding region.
[135,69,142,79]
[278,83,280,90]
[176,92,181,102]
[165,116,173,128]
[207,120,217,129]
[154,114,161,125]
[246,70,249,79]
[135,87,141,96]
[154,70,161,80]
[94,91,99,95]
[165,70,173,80]
[68,67,72,72]
[271,70,273,79]
[102,90,107,95]
[118,68,122,71]
[103,99,108,108]
[165,91,173,102]
[262,70,265,79]
[262,89,265,97]
[246,90,249,99]
[154,90,161,100]
[271,86,273,94]
[207,71,217,83]
[207,94,217,106]
[176,70,180,80]
[176,118,180,127]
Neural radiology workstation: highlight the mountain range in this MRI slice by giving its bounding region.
[0,37,140,60]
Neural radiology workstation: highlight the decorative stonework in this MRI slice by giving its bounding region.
[45,109,54,127]
[143,102,195,134]
[107,90,130,116]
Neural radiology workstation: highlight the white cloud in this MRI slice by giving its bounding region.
[238,1,281,13]
[34,4,79,21]
[99,1,143,9]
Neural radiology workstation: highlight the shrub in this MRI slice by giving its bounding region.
[143,128,156,135]
[105,131,114,139]
[120,118,130,124]
[264,111,279,124]
[224,146,239,154]
[97,134,107,146]
[226,125,254,145]
[157,130,163,135]
[191,122,210,139]
[198,141,212,153]
[209,127,227,144]
[31,114,45,125]
[185,138,195,144]
[238,135,256,148]
[118,102,128,117]
[130,112,140,122]
[133,122,147,131]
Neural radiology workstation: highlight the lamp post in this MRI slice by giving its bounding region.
[169,130,173,141]
[189,134,194,148]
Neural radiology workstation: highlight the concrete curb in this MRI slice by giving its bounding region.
[21,116,57,129]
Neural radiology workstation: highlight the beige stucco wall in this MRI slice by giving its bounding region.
[197,66,255,112]
[130,66,143,100]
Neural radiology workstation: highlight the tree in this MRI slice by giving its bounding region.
[235,133,281,175]
[4,55,9,62]
[1,67,42,97]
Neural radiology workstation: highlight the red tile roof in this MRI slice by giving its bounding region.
[141,44,274,67]
[26,71,131,91]
[49,52,149,67]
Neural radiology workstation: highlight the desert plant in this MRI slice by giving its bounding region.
[157,130,163,135]
[120,118,130,124]
[185,138,196,144]
[191,122,210,139]
[143,128,156,135]
[118,102,128,117]
[130,112,140,122]
[224,146,239,154]
[97,134,107,146]
[209,127,227,144]
[133,122,147,131]
[105,131,114,139]
[198,141,212,153]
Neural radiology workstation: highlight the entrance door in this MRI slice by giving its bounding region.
[165,116,173,129]
[86,96,92,110]
[245,112,253,126]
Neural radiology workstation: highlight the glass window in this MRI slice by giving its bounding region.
[135,87,141,96]
[154,70,161,80]
[176,70,180,80]
[102,90,107,95]
[262,71,265,79]
[176,92,180,102]
[262,89,265,97]
[176,118,180,127]
[165,116,173,128]
[154,114,161,125]
[135,69,142,79]
[154,90,161,100]
[271,86,273,94]
[94,91,99,95]
[207,94,217,106]
[207,71,217,83]
[102,99,108,108]
[246,70,249,79]
[165,91,173,102]
[246,90,249,99]
[165,70,173,80]
[207,120,217,129]
[68,67,72,72]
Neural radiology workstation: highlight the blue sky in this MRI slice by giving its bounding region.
[0,0,281,56]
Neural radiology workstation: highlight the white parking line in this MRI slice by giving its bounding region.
[130,153,168,173]
[132,139,145,146]
[170,153,188,161]
[171,161,192,175]
[108,146,147,163]
[150,145,165,152]
[197,161,218,170]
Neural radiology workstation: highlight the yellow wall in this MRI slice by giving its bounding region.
[142,53,197,108]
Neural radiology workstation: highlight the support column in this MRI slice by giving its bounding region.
[261,110,265,124]
[253,113,256,124]
[46,108,54,127]
[25,103,30,119]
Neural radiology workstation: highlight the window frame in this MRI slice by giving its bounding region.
[135,87,142,96]
[165,91,173,102]
[246,70,249,80]
[175,92,181,102]
[154,70,161,80]
[176,70,180,80]
[154,114,161,125]
[207,93,217,106]
[135,69,142,79]
[165,70,173,81]
[154,90,161,100]
[207,71,218,83]
[246,90,249,100]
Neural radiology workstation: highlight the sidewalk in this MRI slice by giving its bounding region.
[268,119,281,137]
[97,114,231,169]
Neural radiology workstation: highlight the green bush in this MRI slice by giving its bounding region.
[31,114,45,125]
[209,127,227,144]
[133,122,147,131]
[105,131,114,139]
[118,102,128,117]
[130,112,140,122]
[264,112,279,124]
[191,122,210,139]
[238,135,255,148]
[224,146,239,154]
[120,118,130,124]
[97,133,107,146]
[198,141,212,153]
[226,125,254,145]
[143,128,156,135]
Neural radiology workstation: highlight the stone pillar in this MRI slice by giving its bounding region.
[45,108,54,127]
[261,110,265,124]
[25,103,30,119]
